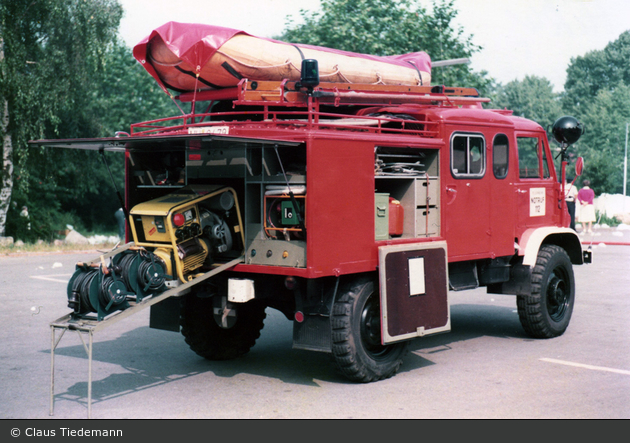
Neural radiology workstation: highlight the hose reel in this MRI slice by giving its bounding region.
[114,249,168,296]
[67,265,130,320]
[66,249,169,320]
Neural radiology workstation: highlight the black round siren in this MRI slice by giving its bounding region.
[552,116,584,145]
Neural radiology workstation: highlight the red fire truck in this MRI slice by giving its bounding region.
[36,26,590,385]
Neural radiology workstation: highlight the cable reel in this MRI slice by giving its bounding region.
[67,267,100,315]
[66,263,131,320]
[113,249,169,300]
[98,273,129,311]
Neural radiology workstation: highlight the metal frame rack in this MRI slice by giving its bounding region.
[49,243,243,419]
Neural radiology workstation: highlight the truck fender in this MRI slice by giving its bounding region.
[518,227,584,266]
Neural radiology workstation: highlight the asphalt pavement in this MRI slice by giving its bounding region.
[0,233,628,420]
[577,223,630,246]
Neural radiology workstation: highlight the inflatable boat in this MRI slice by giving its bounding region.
[133,21,432,93]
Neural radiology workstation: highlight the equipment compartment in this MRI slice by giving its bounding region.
[374,147,440,239]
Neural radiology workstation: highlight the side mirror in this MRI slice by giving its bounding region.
[575,156,584,177]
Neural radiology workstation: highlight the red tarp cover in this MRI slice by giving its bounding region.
[133,21,432,93]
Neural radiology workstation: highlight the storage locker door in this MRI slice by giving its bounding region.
[378,241,450,344]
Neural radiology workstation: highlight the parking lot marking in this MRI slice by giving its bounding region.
[31,274,72,284]
[541,358,630,375]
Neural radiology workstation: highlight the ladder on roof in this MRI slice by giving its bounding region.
[176,79,491,107]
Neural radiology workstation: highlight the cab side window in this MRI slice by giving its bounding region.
[517,136,550,179]
[451,133,485,178]
[492,134,509,179]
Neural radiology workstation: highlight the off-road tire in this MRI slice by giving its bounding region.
[331,276,409,382]
[180,294,266,360]
[517,244,575,338]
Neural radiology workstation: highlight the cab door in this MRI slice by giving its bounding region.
[444,131,490,258]
[489,133,517,257]
[514,133,556,229]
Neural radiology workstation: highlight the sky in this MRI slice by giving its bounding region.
[118,0,630,92]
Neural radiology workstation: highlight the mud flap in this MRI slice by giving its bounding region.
[378,241,450,344]
[487,264,532,296]
[150,296,182,332]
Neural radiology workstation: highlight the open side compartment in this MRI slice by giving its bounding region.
[374,147,440,239]
[125,137,307,268]
[242,144,307,267]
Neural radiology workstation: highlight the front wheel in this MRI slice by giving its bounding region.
[331,276,409,382]
[517,244,575,338]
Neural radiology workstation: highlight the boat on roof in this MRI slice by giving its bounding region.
[132,21,432,94]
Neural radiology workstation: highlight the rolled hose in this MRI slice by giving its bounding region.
[69,268,99,313]
[116,250,167,294]
[69,267,127,314]
[68,250,167,317]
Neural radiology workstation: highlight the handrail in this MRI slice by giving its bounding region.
[130,80,487,137]
[131,109,440,138]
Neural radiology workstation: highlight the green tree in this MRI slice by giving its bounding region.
[569,84,630,195]
[277,0,492,94]
[490,76,566,174]
[42,40,177,237]
[96,39,178,138]
[561,30,630,195]
[0,0,123,239]
[1,1,177,241]
[563,30,630,116]
[7,40,178,240]
[492,76,562,129]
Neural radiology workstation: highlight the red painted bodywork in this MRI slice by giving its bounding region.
[27,26,586,362]
[121,99,565,280]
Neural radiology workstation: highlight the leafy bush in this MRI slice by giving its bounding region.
[595,210,621,227]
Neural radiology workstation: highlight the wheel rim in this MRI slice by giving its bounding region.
[359,293,391,359]
[545,267,570,321]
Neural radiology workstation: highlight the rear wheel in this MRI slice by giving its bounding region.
[180,292,266,360]
[517,244,575,338]
[331,276,409,382]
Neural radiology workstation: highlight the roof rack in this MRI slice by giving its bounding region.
[130,80,489,136]
[176,79,490,108]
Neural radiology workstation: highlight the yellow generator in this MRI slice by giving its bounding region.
[129,185,245,283]
[65,185,245,320]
